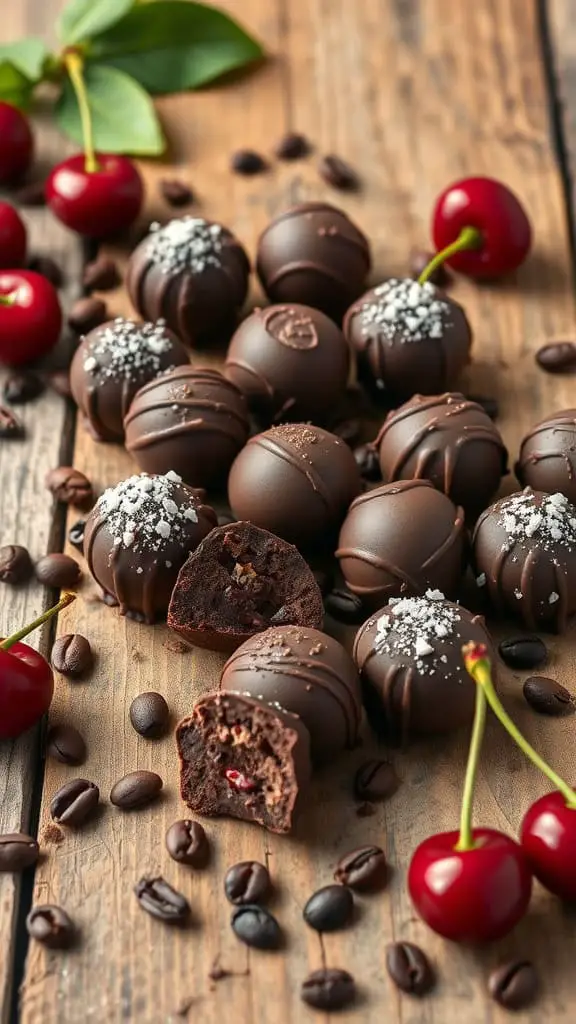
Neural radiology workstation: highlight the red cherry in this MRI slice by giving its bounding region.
[432,176,531,278]
[0,270,62,366]
[45,153,144,238]
[0,202,27,268]
[408,827,532,942]
[0,102,33,184]
[520,791,576,901]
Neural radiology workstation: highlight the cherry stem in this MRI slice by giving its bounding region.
[454,681,487,852]
[64,51,99,174]
[1,592,76,651]
[418,225,483,285]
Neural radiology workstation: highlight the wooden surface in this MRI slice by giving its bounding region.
[2,0,576,1021]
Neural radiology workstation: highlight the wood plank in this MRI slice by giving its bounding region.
[547,0,576,201]
[18,1,576,1022]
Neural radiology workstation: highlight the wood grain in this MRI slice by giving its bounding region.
[13,0,576,1022]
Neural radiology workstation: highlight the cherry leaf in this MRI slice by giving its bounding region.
[0,62,34,109]
[0,39,47,82]
[58,0,134,46]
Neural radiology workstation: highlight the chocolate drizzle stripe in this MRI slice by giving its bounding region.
[553,559,569,631]
[379,418,506,489]
[248,435,341,517]
[224,359,276,399]
[334,544,421,595]
[347,479,432,512]
[133,369,244,401]
[381,664,412,746]
[125,396,248,432]
[85,386,108,440]
[265,259,356,292]
[420,510,464,570]
[126,417,245,450]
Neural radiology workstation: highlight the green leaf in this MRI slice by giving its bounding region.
[58,0,134,46]
[0,39,47,81]
[56,63,165,155]
[0,61,34,108]
[88,1,264,94]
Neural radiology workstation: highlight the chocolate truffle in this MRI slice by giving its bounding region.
[220,625,362,764]
[176,690,311,834]
[473,488,576,632]
[124,366,249,488]
[343,278,472,400]
[256,202,371,321]
[84,471,217,623]
[336,479,465,608]
[353,590,496,744]
[70,318,189,442]
[126,216,250,347]
[516,409,576,503]
[168,521,324,653]
[228,424,362,549]
[225,304,350,425]
[376,393,508,518]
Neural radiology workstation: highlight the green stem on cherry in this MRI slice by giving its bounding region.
[454,680,487,852]
[63,50,99,174]
[1,592,76,652]
[418,226,483,285]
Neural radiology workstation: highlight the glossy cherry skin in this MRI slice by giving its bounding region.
[408,828,533,943]
[0,102,33,184]
[520,791,576,901]
[0,202,27,268]
[45,153,144,238]
[0,643,54,739]
[432,176,532,278]
[0,271,62,366]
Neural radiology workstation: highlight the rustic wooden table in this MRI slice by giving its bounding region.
[2,1,576,1021]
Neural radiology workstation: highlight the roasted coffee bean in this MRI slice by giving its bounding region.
[129,691,170,738]
[499,635,547,670]
[47,724,86,765]
[0,544,33,584]
[467,394,499,420]
[35,553,81,589]
[488,959,538,1010]
[303,884,354,932]
[301,968,356,1011]
[354,759,399,801]
[3,372,44,405]
[14,180,46,206]
[51,634,93,677]
[67,296,108,334]
[68,519,86,551]
[324,588,365,624]
[50,778,99,826]
[26,905,75,948]
[536,341,576,374]
[224,861,271,905]
[0,832,39,872]
[134,876,190,923]
[334,845,388,891]
[312,566,334,597]
[386,941,435,995]
[523,676,574,715]
[274,131,311,160]
[27,254,63,288]
[231,905,281,949]
[166,819,209,867]
[47,371,73,399]
[409,248,450,287]
[333,418,361,447]
[230,149,268,175]
[0,406,24,438]
[318,154,359,191]
[45,466,93,508]
[110,770,163,810]
[159,178,194,207]
[83,256,121,292]
[353,443,381,481]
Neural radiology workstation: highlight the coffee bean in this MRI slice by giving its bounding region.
[50,778,99,827]
[231,905,281,949]
[324,588,364,624]
[303,884,354,932]
[409,248,450,287]
[224,861,271,905]
[83,256,121,292]
[68,519,86,552]
[318,154,359,191]
[536,341,576,374]
[135,876,190,923]
[129,691,170,738]
[301,968,356,1011]
[354,759,399,801]
[45,467,93,508]
[26,905,75,948]
[67,297,108,334]
[27,255,63,288]
[47,724,86,766]
[3,372,44,405]
[353,443,381,481]
[467,394,499,420]
[523,676,574,715]
[159,179,194,207]
[110,770,163,810]
[312,566,334,597]
[386,941,435,995]
[0,544,33,584]
[166,819,209,867]
[51,634,93,677]
[488,959,538,1010]
[334,845,388,891]
[35,553,81,589]
[230,149,268,175]
[14,180,46,206]
[47,371,73,399]
[0,833,39,872]
[274,132,311,160]
[332,418,361,447]
[0,406,24,438]
[499,635,547,670]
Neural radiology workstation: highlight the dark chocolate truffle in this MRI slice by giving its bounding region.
[256,202,371,321]
[336,480,465,608]
[84,471,217,623]
[168,521,324,652]
[126,217,250,347]
[70,318,189,442]
[343,278,471,400]
[353,590,496,744]
[228,424,362,549]
[220,625,362,764]
[376,393,508,518]
[516,409,576,503]
[225,304,350,425]
[124,366,249,488]
[176,690,311,834]
[473,488,576,632]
